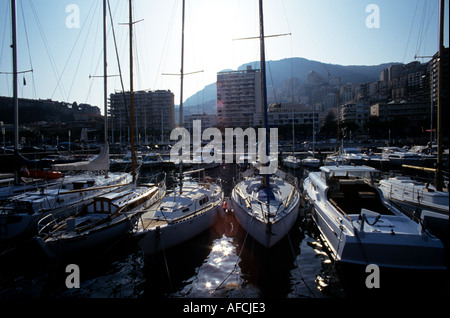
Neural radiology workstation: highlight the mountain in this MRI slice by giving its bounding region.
[180,57,399,115]
[239,57,395,87]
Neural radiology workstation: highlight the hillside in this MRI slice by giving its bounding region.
[181,57,398,115]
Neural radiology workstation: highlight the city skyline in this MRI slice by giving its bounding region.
[0,0,448,115]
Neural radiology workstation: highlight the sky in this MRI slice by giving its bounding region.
[0,0,448,115]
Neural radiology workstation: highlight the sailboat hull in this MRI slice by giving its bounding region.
[0,172,132,241]
[38,214,137,257]
[136,203,221,255]
[232,196,299,248]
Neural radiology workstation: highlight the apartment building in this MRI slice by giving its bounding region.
[217,66,262,129]
[267,103,320,131]
[109,89,175,144]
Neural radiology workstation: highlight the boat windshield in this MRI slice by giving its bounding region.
[322,168,380,184]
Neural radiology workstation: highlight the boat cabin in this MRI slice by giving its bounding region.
[320,166,394,216]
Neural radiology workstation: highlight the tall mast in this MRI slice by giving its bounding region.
[178,0,186,194]
[179,0,185,127]
[103,0,108,143]
[258,0,271,200]
[129,0,136,182]
[11,0,19,184]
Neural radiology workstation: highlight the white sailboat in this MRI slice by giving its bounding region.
[36,177,165,257]
[134,0,223,255]
[283,155,301,169]
[283,110,301,169]
[301,106,321,168]
[135,176,223,255]
[0,151,132,241]
[34,0,166,256]
[232,168,301,248]
[230,0,301,248]
[0,1,131,242]
[303,165,445,269]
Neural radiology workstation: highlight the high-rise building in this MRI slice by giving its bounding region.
[430,48,449,138]
[217,66,262,129]
[109,89,175,144]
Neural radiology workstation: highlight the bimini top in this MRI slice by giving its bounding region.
[319,165,379,174]
[318,165,380,185]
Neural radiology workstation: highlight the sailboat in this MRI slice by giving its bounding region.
[301,108,320,168]
[134,0,224,255]
[35,0,166,256]
[283,109,301,169]
[0,157,132,241]
[35,176,165,257]
[0,0,132,242]
[230,0,301,248]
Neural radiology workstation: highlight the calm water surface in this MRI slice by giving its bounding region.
[0,164,447,299]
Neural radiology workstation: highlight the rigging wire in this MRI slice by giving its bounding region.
[49,0,98,101]
[154,0,179,90]
[415,0,438,59]
[402,0,420,63]
[107,0,131,134]
[28,0,67,99]
[66,2,100,102]
[19,1,36,99]
[84,3,102,105]
[0,0,11,96]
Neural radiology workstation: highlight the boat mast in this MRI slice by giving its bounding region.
[11,0,19,184]
[103,0,108,144]
[129,0,136,182]
[258,0,271,201]
[179,0,185,129]
[178,0,186,194]
[435,0,445,191]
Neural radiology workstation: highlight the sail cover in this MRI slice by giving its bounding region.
[52,143,110,171]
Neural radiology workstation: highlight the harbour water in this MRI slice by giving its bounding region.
[0,163,448,301]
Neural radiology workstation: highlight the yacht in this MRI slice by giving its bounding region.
[303,165,445,269]
[378,176,448,215]
[381,147,424,167]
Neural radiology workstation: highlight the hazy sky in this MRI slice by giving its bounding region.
[0,0,448,114]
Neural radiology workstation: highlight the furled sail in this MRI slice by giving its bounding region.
[52,143,110,171]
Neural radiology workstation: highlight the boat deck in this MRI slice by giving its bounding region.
[328,179,394,216]
[139,217,168,230]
